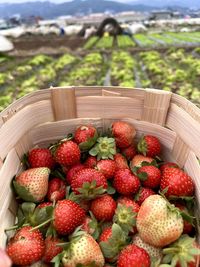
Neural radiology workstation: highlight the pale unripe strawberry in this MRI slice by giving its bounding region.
[13,167,50,203]
[61,234,105,267]
[132,234,162,263]
[136,195,183,247]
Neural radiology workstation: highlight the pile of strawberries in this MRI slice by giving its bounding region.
[4,121,200,267]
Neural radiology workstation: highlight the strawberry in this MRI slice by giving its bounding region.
[43,236,63,263]
[114,197,140,233]
[162,235,200,267]
[112,121,136,149]
[114,153,129,170]
[84,156,97,168]
[96,159,116,179]
[37,202,52,209]
[74,125,98,151]
[121,144,136,161]
[53,199,85,235]
[134,187,155,205]
[99,226,112,242]
[137,165,161,188]
[0,249,12,267]
[117,196,140,213]
[55,140,81,166]
[176,204,193,234]
[137,135,161,157]
[71,168,107,199]
[160,162,179,172]
[66,163,85,185]
[47,178,66,202]
[117,244,150,267]
[132,234,162,264]
[13,167,50,203]
[113,169,140,195]
[28,148,55,169]
[81,213,101,240]
[160,167,195,197]
[99,224,129,262]
[90,194,116,221]
[136,194,183,247]
[6,226,45,266]
[53,233,105,267]
[130,154,153,168]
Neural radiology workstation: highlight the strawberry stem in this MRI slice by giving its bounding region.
[30,218,53,231]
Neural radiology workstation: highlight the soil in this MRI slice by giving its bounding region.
[9,35,86,56]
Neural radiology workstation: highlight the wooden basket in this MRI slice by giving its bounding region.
[1,86,200,253]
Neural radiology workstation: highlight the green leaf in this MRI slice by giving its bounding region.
[137,172,148,181]
[89,147,98,156]
[107,185,116,194]
[21,202,36,217]
[13,181,36,202]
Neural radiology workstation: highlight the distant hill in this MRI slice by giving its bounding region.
[0,0,157,19]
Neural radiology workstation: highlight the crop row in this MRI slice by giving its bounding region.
[84,32,200,49]
[0,49,200,111]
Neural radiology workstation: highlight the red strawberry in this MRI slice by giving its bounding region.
[71,168,107,198]
[55,140,80,166]
[96,159,116,179]
[6,226,45,266]
[37,202,52,209]
[13,167,50,202]
[176,204,193,234]
[117,244,150,267]
[43,236,63,263]
[134,187,155,206]
[160,162,179,172]
[84,156,97,168]
[112,121,136,149]
[47,178,66,202]
[117,196,140,213]
[137,165,161,188]
[130,155,153,168]
[74,125,98,150]
[115,197,140,233]
[66,163,85,185]
[99,226,112,242]
[121,144,136,161]
[137,135,161,157]
[28,148,55,169]
[160,167,194,197]
[53,199,85,235]
[81,216,96,236]
[114,153,129,170]
[90,194,116,221]
[113,169,140,195]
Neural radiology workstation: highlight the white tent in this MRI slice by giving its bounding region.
[0,35,14,52]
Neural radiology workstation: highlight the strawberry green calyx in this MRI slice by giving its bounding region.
[99,223,129,260]
[77,180,107,200]
[79,129,98,152]
[162,235,200,267]
[137,136,147,156]
[89,137,116,161]
[113,204,137,234]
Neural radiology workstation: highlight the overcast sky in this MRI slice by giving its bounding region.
[1,0,135,3]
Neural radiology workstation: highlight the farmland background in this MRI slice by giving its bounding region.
[1,0,200,111]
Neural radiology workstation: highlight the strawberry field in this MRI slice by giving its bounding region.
[1,45,200,111]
